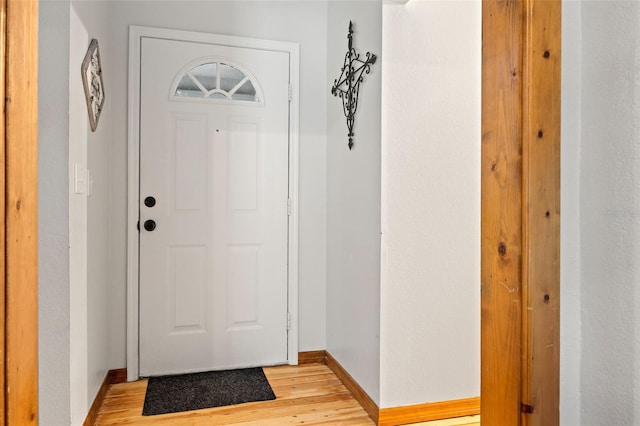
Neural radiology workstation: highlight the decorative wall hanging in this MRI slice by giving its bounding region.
[81,39,105,132]
[331,21,377,150]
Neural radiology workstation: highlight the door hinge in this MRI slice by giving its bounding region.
[521,403,534,414]
[287,312,291,331]
[288,84,292,102]
[287,198,292,216]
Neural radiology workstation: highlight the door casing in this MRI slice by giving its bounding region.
[126,26,301,381]
[3,0,38,423]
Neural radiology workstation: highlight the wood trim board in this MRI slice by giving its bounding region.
[0,1,6,423]
[108,368,128,385]
[378,397,480,426]
[297,350,327,365]
[521,1,561,424]
[481,1,524,421]
[4,0,38,424]
[481,0,561,424]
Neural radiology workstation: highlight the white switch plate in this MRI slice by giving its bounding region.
[73,163,87,195]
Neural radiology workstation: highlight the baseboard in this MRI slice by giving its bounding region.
[302,350,478,426]
[378,397,480,426]
[298,350,378,422]
[108,368,128,385]
[298,350,327,365]
[325,351,380,423]
[83,368,127,426]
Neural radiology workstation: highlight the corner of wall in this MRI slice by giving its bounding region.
[325,0,382,406]
[69,1,113,423]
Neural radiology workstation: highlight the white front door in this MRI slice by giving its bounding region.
[138,36,290,376]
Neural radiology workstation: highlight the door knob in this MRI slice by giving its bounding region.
[144,219,156,232]
[144,196,156,207]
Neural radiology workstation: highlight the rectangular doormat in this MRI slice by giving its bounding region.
[142,367,276,416]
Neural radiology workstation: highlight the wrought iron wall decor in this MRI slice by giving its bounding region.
[331,21,377,150]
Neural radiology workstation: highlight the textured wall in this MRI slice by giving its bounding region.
[580,1,640,425]
[380,0,481,408]
[39,1,72,423]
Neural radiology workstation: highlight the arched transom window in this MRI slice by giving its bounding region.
[171,60,264,103]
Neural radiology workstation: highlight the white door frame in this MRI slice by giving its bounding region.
[127,25,300,381]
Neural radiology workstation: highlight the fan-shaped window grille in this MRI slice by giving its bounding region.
[172,61,262,103]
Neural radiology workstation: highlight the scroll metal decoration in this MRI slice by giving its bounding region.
[331,21,377,150]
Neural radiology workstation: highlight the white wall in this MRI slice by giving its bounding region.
[40,1,112,424]
[39,1,72,423]
[70,0,113,423]
[107,1,329,368]
[69,6,89,423]
[560,1,582,424]
[580,1,640,425]
[380,0,480,408]
[326,0,382,405]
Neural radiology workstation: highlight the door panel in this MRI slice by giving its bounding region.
[173,117,206,211]
[228,122,259,211]
[139,36,290,376]
[169,245,206,333]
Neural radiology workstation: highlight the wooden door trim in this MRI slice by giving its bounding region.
[521,1,561,422]
[3,0,39,424]
[481,0,561,424]
[0,0,6,422]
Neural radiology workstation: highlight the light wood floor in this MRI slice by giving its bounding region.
[94,363,479,425]
[415,416,480,426]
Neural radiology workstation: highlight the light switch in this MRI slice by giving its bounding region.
[73,163,87,195]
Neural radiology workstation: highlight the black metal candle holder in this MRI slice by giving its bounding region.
[331,21,377,150]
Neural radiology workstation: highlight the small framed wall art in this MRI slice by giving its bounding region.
[81,39,105,132]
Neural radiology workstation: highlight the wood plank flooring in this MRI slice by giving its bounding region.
[414,416,480,426]
[95,363,375,425]
[94,363,480,426]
